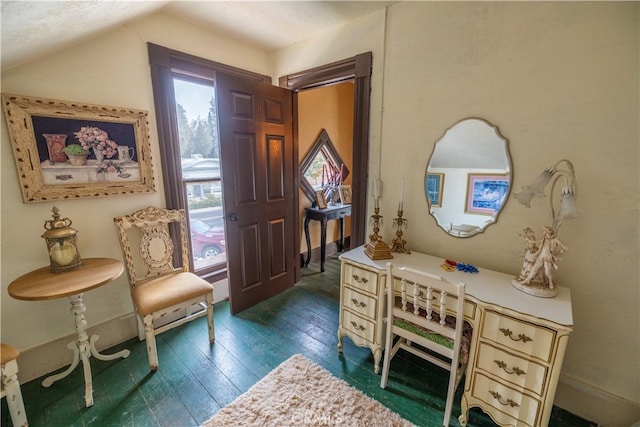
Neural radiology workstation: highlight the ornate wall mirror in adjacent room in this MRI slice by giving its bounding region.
[425,118,512,237]
[300,129,349,204]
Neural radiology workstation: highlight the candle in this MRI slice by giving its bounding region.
[373,178,380,199]
[322,164,326,186]
[339,164,345,184]
[399,177,404,211]
[50,241,77,266]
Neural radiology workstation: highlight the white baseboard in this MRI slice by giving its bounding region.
[555,374,640,427]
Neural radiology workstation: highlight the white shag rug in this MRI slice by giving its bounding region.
[202,354,415,427]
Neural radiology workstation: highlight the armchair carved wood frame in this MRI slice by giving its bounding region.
[114,206,214,372]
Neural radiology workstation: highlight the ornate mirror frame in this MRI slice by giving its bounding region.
[425,117,512,237]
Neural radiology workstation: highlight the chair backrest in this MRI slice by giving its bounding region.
[114,206,191,287]
[386,263,466,349]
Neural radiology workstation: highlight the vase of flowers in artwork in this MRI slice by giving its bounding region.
[74,126,118,161]
[62,144,89,166]
[43,133,68,163]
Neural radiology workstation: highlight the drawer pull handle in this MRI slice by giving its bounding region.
[352,274,368,284]
[494,360,526,376]
[350,321,366,331]
[499,328,532,343]
[489,390,520,408]
[351,298,367,308]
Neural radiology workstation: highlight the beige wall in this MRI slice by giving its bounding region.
[412,1,640,418]
[276,1,640,422]
[298,82,354,253]
[0,12,271,349]
[381,2,639,410]
[1,2,638,423]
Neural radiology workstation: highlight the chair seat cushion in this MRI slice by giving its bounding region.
[1,343,19,364]
[394,319,455,349]
[132,272,214,316]
[393,299,473,364]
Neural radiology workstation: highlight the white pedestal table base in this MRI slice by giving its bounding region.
[41,293,130,407]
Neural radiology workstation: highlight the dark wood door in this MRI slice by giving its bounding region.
[216,72,297,314]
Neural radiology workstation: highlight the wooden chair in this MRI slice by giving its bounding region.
[1,343,28,427]
[114,206,214,372]
[380,263,467,427]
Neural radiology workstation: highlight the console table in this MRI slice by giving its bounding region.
[304,204,351,272]
[8,258,130,407]
[337,246,573,427]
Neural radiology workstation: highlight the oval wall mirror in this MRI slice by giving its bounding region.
[425,118,511,237]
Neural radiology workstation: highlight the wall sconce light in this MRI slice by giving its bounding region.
[42,207,83,273]
[511,159,578,297]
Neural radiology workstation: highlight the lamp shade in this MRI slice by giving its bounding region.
[553,186,579,231]
[513,168,554,207]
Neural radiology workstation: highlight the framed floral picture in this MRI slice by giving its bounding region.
[2,94,155,203]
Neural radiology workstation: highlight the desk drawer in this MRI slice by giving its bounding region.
[471,372,541,427]
[334,208,350,218]
[476,342,547,396]
[342,286,377,319]
[343,263,380,295]
[342,309,376,343]
[482,311,555,363]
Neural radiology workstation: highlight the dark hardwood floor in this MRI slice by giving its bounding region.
[2,256,594,426]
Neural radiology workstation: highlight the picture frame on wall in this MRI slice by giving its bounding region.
[338,185,352,204]
[1,94,156,203]
[465,173,510,215]
[314,189,327,209]
[426,172,444,207]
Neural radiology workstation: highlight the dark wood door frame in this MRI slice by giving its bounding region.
[279,52,372,251]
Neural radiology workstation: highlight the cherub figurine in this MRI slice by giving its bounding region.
[513,226,568,295]
[516,227,543,283]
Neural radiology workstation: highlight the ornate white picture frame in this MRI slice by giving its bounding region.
[2,94,156,203]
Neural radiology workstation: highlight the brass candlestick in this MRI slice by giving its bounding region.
[364,206,393,260]
[391,209,411,254]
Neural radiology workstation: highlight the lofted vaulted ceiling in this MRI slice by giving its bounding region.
[1,1,395,71]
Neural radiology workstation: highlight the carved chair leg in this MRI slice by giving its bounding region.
[206,294,215,343]
[136,315,145,341]
[143,314,158,372]
[2,359,28,427]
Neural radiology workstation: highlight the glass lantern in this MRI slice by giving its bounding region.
[42,207,82,273]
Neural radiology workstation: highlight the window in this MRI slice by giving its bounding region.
[173,77,225,271]
[299,129,349,203]
[148,43,270,281]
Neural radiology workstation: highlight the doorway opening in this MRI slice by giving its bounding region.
[281,52,373,278]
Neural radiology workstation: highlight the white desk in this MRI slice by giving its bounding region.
[338,246,573,427]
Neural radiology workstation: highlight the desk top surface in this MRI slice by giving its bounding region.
[340,246,573,328]
[8,258,124,301]
[306,203,351,214]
